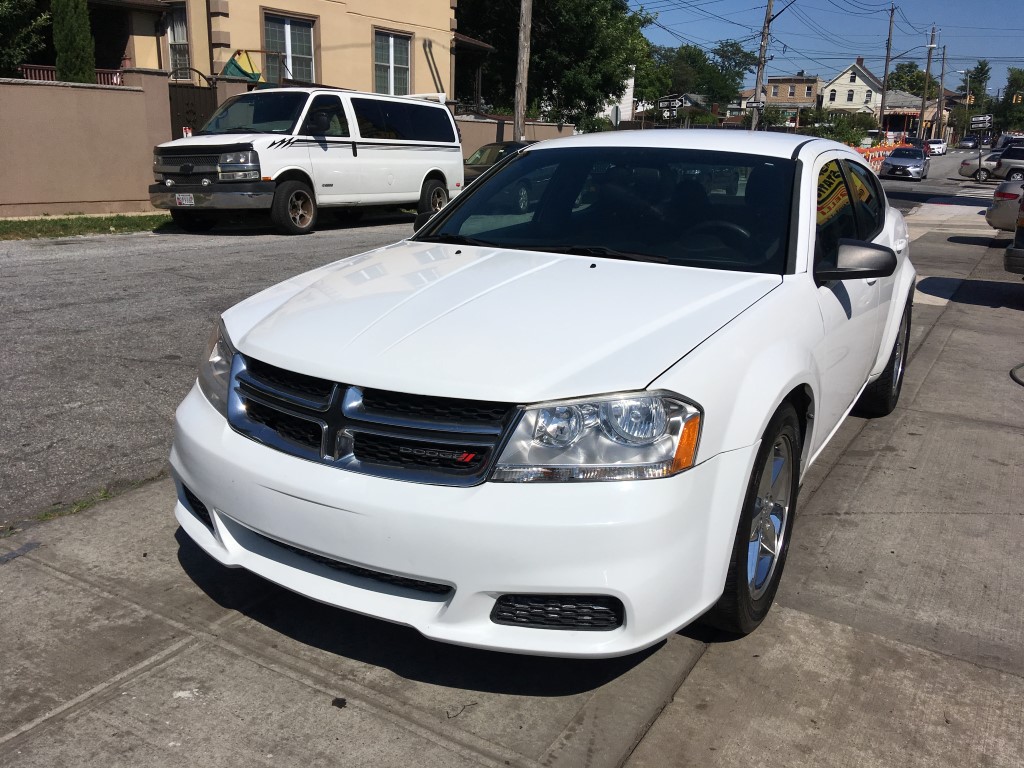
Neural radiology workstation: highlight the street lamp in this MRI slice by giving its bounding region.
[879,42,936,140]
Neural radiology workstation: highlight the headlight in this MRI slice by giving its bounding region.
[197,320,235,417]
[491,392,701,482]
[218,150,256,165]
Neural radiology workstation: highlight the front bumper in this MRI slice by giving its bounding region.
[879,165,924,180]
[149,182,276,210]
[170,384,758,658]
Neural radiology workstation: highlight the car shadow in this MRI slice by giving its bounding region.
[175,529,656,695]
[946,235,1011,247]
[917,276,1024,310]
[160,208,415,237]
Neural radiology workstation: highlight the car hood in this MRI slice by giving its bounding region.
[884,156,925,167]
[223,242,781,403]
[157,134,271,149]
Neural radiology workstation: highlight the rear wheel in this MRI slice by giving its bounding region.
[170,210,216,232]
[704,403,801,635]
[418,179,448,215]
[975,168,991,182]
[271,180,318,235]
[854,296,912,418]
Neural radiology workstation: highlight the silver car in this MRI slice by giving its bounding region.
[986,180,1024,231]
[879,147,929,181]
[958,152,1002,182]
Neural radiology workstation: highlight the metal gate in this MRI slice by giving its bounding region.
[168,83,219,139]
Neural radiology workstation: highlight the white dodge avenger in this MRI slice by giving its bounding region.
[171,131,915,657]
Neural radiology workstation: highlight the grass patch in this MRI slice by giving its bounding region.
[34,488,114,522]
[0,213,173,241]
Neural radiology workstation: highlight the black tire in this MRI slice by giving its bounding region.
[705,403,801,635]
[1008,169,1024,182]
[975,168,991,182]
[271,180,318,235]
[418,179,448,215]
[170,210,216,232]
[854,295,913,418]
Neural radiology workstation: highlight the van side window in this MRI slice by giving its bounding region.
[301,95,349,137]
[351,98,456,143]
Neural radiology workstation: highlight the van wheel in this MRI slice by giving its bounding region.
[419,179,448,215]
[271,181,318,235]
[171,210,216,232]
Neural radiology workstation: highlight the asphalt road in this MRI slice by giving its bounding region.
[0,213,417,530]
[881,148,996,215]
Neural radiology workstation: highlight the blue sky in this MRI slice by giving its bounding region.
[630,0,1021,96]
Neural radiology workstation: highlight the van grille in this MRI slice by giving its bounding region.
[228,354,518,486]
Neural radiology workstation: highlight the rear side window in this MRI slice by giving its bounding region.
[351,98,456,143]
[843,161,885,240]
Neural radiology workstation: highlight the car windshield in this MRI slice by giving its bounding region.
[890,148,922,159]
[199,92,309,135]
[466,144,511,165]
[416,146,797,275]
[927,140,942,145]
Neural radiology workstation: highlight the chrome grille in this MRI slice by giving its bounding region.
[228,354,518,486]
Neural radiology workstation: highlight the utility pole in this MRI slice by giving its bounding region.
[878,3,895,142]
[750,0,775,131]
[916,25,936,139]
[936,46,946,140]
[513,0,533,142]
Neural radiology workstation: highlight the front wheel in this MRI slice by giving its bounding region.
[418,179,448,215]
[271,180,318,235]
[854,295,912,418]
[704,403,801,635]
[1008,169,1024,182]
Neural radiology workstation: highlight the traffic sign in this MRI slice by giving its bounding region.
[970,114,993,128]
[748,100,766,109]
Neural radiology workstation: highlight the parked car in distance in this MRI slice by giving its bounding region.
[993,146,1024,181]
[959,136,979,149]
[880,147,930,181]
[151,88,464,234]
[1005,191,1024,275]
[904,136,931,155]
[926,138,947,155]
[958,151,1002,182]
[985,181,1023,231]
[171,131,915,658]
[463,141,533,184]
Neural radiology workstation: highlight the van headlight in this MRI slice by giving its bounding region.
[491,392,702,482]
[197,320,235,417]
[218,150,260,181]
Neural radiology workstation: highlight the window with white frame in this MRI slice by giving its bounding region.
[167,6,190,78]
[849,72,856,83]
[847,90,855,102]
[788,85,795,97]
[375,31,411,95]
[805,85,812,97]
[865,89,873,103]
[829,89,836,102]
[264,15,314,84]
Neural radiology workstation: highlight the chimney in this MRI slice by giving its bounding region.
[856,57,864,67]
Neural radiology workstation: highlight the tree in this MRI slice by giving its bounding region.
[52,0,95,84]
[455,0,652,126]
[705,41,757,105]
[0,0,50,77]
[886,62,938,99]
[632,42,671,109]
[994,67,1024,131]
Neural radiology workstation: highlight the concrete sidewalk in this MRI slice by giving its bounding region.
[2,202,1021,767]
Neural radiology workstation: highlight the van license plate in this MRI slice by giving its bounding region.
[175,193,195,206]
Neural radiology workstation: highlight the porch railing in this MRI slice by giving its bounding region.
[18,64,124,86]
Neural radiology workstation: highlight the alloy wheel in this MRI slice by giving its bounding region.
[747,434,793,601]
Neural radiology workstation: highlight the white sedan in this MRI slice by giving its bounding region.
[926,138,948,155]
[171,131,915,657]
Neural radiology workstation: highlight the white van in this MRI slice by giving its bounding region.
[150,88,463,234]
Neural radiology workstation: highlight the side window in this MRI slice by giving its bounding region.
[815,161,859,267]
[351,98,456,143]
[843,161,885,240]
[301,95,348,137]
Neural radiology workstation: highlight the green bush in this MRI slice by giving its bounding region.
[53,0,95,84]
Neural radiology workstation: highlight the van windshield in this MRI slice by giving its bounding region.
[199,92,308,135]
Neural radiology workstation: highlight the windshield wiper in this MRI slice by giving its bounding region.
[415,233,495,247]
[551,245,668,263]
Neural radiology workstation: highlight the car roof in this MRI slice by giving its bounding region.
[524,129,855,162]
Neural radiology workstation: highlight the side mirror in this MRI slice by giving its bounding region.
[413,211,434,232]
[815,240,897,283]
